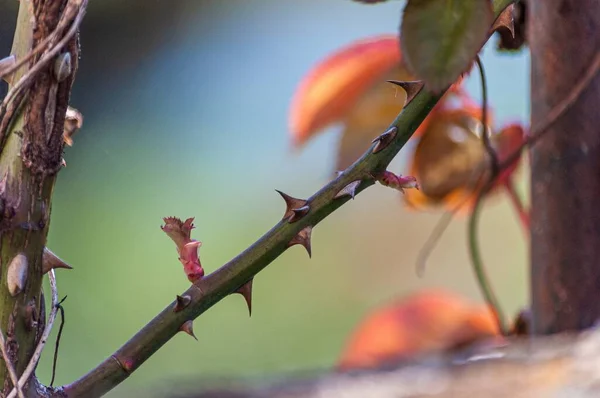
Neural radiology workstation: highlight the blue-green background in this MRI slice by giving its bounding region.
[1,1,529,396]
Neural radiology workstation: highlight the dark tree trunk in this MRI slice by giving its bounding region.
[529,0,600,333]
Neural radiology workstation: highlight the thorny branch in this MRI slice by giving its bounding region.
[467,49,600,334]
[49,2,516,397]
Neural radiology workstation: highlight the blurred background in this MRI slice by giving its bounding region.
[0,1,528,396]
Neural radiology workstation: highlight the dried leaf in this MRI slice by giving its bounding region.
[337,290,500,371]
[400,0,494,91]
[63,106,83,146]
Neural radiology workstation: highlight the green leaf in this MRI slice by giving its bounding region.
[400,0,494,91]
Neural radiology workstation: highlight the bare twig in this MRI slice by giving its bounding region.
[468,55,507,334]
[503,179,530,230]
[7,270,60,398]
[467,49,600,335]
[475,56,499,173]
[50,296,68,387]
[0,328,24,398]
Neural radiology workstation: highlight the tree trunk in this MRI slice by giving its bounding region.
[530,0,600,333]
[0,1,79,394]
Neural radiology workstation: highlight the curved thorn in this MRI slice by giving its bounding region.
[275,190,307,221]
[491,4,515,38]
[42,248,73,274]
[334,180,361,200]
[179,320,197,341]
[235,279,253,316]
[290,205,310,223]
[372,127,398,153]
[287,226,313,258]
[386,80,425,106]
[173,295,191,313]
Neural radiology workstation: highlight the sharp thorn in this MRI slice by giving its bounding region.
[371,127,398,154]
[275,190,308,221]
[387,80,425,106]
[0,55,16,83]
[334,180,361,200]
[179,320,197,340]
[290,205,310,223]
[42,248,73,274]
[235,279,253,316]
[173,295,191,313]
[287,226,313,257]
[491,4,516,39]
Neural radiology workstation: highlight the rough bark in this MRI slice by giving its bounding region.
[0,0,79,395]
[529,0,600,333]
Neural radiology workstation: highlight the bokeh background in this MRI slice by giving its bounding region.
[0,1,528,397]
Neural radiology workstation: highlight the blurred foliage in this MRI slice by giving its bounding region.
[1,1,529,396]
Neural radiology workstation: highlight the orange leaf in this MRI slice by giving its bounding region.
[289,35,407,149]
[337,289,500,371]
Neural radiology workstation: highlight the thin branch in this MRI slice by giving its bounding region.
[467,49,600,336]
[503,179,530,230]
[7,270,60,398]
[475,56,499,173]
[0,327,24,398]
[50,296,68,387]
[468,55,507,334]
[53,2,516,397]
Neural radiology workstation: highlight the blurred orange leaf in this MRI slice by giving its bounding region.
[337,289,500,371]
[402,103,525,214]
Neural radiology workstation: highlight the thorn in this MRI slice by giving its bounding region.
[179,320,197,340]
[7,253,27,297]
[387,80,425,106]
[334,180,361,200]
[491,4,515,39]
[275,190,308,222]
[0,55,15,83]
[290,205,310,222]
[42,248,74,274]
[335,171,344,178]
[371,127,398,154]
[173,295,191,313]
[287,226,313,257]
[235,279,253,316]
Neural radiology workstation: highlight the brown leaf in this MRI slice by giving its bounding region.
[63,106,83,146]
[400,0,494,91]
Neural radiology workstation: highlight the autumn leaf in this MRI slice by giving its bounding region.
[337,289,500,371]
[400,0,493,91]
[289,35,408,150]
[401,100,525,214]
